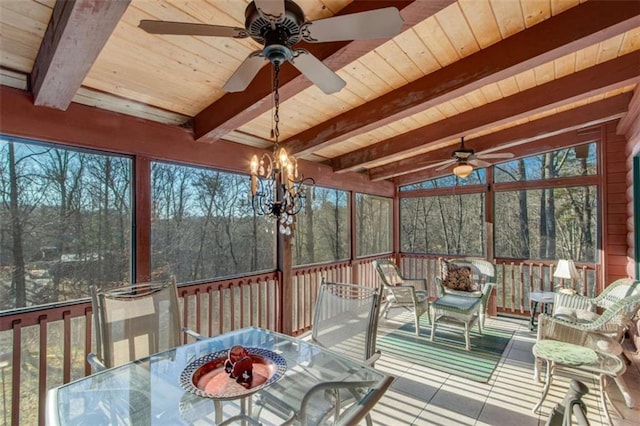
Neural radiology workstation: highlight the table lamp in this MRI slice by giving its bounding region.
[554,259,579,294]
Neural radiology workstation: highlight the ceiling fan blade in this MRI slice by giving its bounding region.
[290,50,346,94]
[475,152,515,159]
[254,0,285,22]
[139,20,248,38]
[469,158,491,168]
[435,160,455,172]
[301,7,403,43]
[223,52,266,92]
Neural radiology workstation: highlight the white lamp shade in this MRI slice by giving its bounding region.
[554,259,578,280]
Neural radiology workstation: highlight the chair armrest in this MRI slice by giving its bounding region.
[537,314,624,354]
[335,375,394,426]
[299,376,394,426]
[435,277,445,297]
[87,352,106,372]
[363,351,381,367]
[183,327,206,341]
[403,278,427,293]
[386,285,420,304]
[554,293,594,312]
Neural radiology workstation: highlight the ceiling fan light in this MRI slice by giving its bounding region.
[453,163,473,178]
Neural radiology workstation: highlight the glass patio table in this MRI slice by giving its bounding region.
[47,326,393,425]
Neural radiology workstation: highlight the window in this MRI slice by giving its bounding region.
[494,186,597,261]
[400,170,485,191]
[0,137,132,312]
[356,194,392,257]
[493,142,598,261]
[151,162,275,282]
[494,143,596,183]
[293,186,349,266]
[400,193,485,256]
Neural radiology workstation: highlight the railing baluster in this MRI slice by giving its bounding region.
[84,307,92,377]
[38,316,47,426]
[12,319,21,426]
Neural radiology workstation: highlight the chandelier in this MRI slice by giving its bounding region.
[249,62,314,235]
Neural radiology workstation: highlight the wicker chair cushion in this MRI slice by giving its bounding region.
[553,307,601,323]
[442,261,479,293]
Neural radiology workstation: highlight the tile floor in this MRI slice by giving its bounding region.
[369,312,640,425]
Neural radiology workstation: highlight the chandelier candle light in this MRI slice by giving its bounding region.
[249,62,314,235]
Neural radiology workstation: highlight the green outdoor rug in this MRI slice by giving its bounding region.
[377,317,513,383]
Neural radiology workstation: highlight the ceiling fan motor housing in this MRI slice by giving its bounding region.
[453,148,474,160]
[245,0,305,46]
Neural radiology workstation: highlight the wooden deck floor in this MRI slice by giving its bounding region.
[371,312,640,425]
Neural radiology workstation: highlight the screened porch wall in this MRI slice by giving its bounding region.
[1,84,638,426]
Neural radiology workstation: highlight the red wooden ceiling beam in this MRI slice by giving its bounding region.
[283,0,640,156]
[31,0,131,109]
[370,93,633,181]
[393,126,607,187]
[192,0,455,142]
[0,86,393,197]
[331,51,640,173]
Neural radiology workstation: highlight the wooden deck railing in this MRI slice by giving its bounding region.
[290,253,392,335]
[398,254,599,314]
[0,254,598,425]
[0,272,280,426]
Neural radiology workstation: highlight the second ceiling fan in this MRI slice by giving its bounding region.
[139,0,404,94]
[435,137,515,178]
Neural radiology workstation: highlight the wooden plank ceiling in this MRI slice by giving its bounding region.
[1,0,639,186]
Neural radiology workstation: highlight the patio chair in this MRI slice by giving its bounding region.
[88,277,203,371]
[374,259,430,335]
[545,379,589,426]
[254,279,385,425]
[553,278,640,338]
[311,279,382,364]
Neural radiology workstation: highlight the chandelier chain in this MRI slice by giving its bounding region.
[273,62,280,144]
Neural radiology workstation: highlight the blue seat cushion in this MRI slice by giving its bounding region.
[432,295,480,311]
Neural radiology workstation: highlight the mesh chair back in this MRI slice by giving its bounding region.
[91,279,183,368]
[312,280,381,362]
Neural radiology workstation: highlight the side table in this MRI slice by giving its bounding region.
[529,291,555,330]
[532,338,626,425]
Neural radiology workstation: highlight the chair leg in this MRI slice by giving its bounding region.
[613,375,635,408]
[533,360,553,413]
[381,301,391,319]
[533,356,542,382]
[464,322,470,351]
[430,320,437,342]
[599,375,616,425]
[414,312,421,336]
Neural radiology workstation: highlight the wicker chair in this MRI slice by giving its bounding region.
[88,277,203,371]
[374,259,430,335]
[553,278,640,337]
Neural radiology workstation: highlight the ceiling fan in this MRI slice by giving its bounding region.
[435,137,515,178]
[139,0,404,94]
